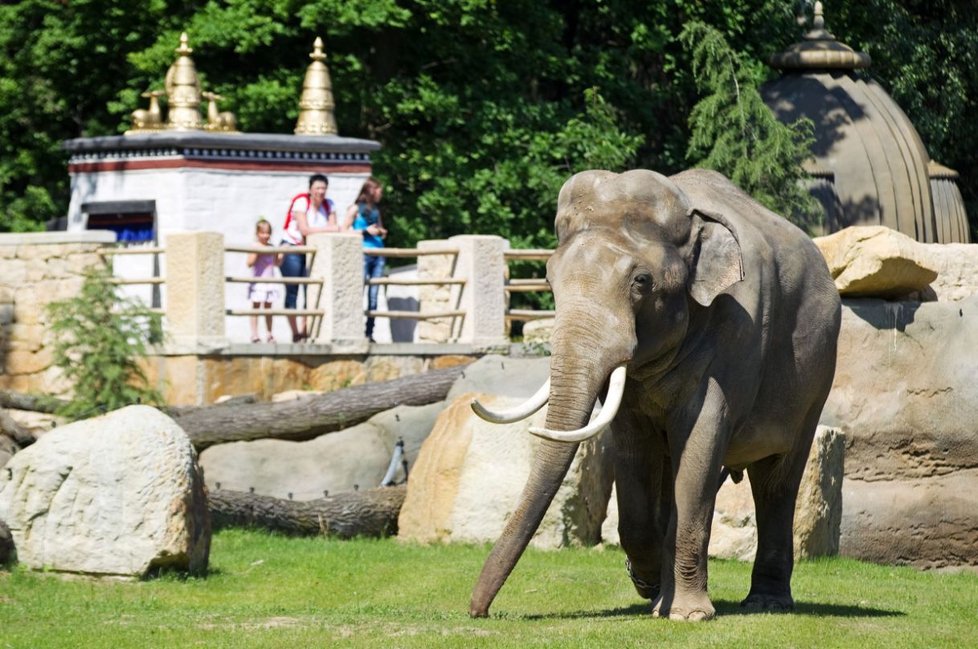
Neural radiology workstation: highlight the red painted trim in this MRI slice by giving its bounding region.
[68,159,372,174]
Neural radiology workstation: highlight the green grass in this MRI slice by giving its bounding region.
[1,529,976,648]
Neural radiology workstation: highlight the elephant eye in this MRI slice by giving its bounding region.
[632,272,654,292]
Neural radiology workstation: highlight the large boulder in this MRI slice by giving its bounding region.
[814,226,938,297]
[398,392,612,549]
[0,405,210,578]
[199,355,551,502]
[821,296,978,568]
[445,354,550,401]
[198,401,444,499]
[0,433,15,469]
[923,243,978,302]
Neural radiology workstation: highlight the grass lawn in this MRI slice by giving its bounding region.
[1,528,976,648]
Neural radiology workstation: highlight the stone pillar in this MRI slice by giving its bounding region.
[450,235,508,345]
[416,239,459,343]
[307,233,364,346]
[794,425,845,559]
[165,231,226,347]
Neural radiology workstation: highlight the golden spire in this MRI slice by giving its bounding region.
[165,32,203,130]
[294,37,338,135]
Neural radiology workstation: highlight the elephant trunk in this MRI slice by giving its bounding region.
[470,314,626,617]
[469,437,581,617]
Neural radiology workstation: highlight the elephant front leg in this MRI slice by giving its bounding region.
[652,388,728,621]
[613,418,671,601]
[652,487,718,621]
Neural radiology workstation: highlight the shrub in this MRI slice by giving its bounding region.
[44,265,164,420]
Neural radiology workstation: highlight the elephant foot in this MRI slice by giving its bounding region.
[625,558,660,600]
[651,593,716,621]
[740,592,794,613]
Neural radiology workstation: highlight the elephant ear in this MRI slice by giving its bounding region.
[686,208,744,306]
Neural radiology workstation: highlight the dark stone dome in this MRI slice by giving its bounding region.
[761,3,969,243]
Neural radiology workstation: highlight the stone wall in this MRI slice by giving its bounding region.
[820,296,978,568]
[0,232,115,394]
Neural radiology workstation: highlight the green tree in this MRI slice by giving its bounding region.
[0,0,180,231]
[681,21,819,229]
[45,266,164,420]
[1,1,975,241]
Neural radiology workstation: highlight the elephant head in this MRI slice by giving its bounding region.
[469,169,745,617]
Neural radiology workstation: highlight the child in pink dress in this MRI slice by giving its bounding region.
[247,219,283,342]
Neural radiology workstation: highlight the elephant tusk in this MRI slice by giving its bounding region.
[471,379,551,424]
[529,365,627,443]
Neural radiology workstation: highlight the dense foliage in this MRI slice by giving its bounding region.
[1,1,975,243]
[44,266,164,420]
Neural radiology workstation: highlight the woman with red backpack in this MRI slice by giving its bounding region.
[281,173,339,342]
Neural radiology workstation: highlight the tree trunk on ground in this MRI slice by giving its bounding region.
[208,485,406,538]
[0,409,35,449]
[0,391,65,415]
[173,364,467,451]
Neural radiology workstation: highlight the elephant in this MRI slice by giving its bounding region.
[470,168,841,620]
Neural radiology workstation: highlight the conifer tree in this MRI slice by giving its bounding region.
[681,21,820,231]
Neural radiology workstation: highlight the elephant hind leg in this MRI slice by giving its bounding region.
[742,413,820,611]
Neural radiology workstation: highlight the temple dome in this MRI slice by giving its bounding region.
[761,3,969,243]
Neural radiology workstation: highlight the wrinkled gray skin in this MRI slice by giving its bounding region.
[470,169,841,620]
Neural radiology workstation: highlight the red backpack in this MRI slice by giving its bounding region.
[283,192,335,238]
[283,192,311,235]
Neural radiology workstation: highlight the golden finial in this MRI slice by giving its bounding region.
[770,1,871,71]
[202,91,238,132]
[813,2,825,30]
[165,32,203,130]
[294,37,338,136]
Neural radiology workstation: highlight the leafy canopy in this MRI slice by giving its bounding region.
[1,1,975,240]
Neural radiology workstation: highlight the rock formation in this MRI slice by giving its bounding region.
[0,405,210,578]
[398,391,612,549]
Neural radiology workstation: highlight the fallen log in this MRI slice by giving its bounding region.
[0,409,36,448]
[208,485,406,538]
[173,364,467,451]
[0,391,65,415]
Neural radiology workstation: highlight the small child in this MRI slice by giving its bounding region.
[246,219,283,342]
